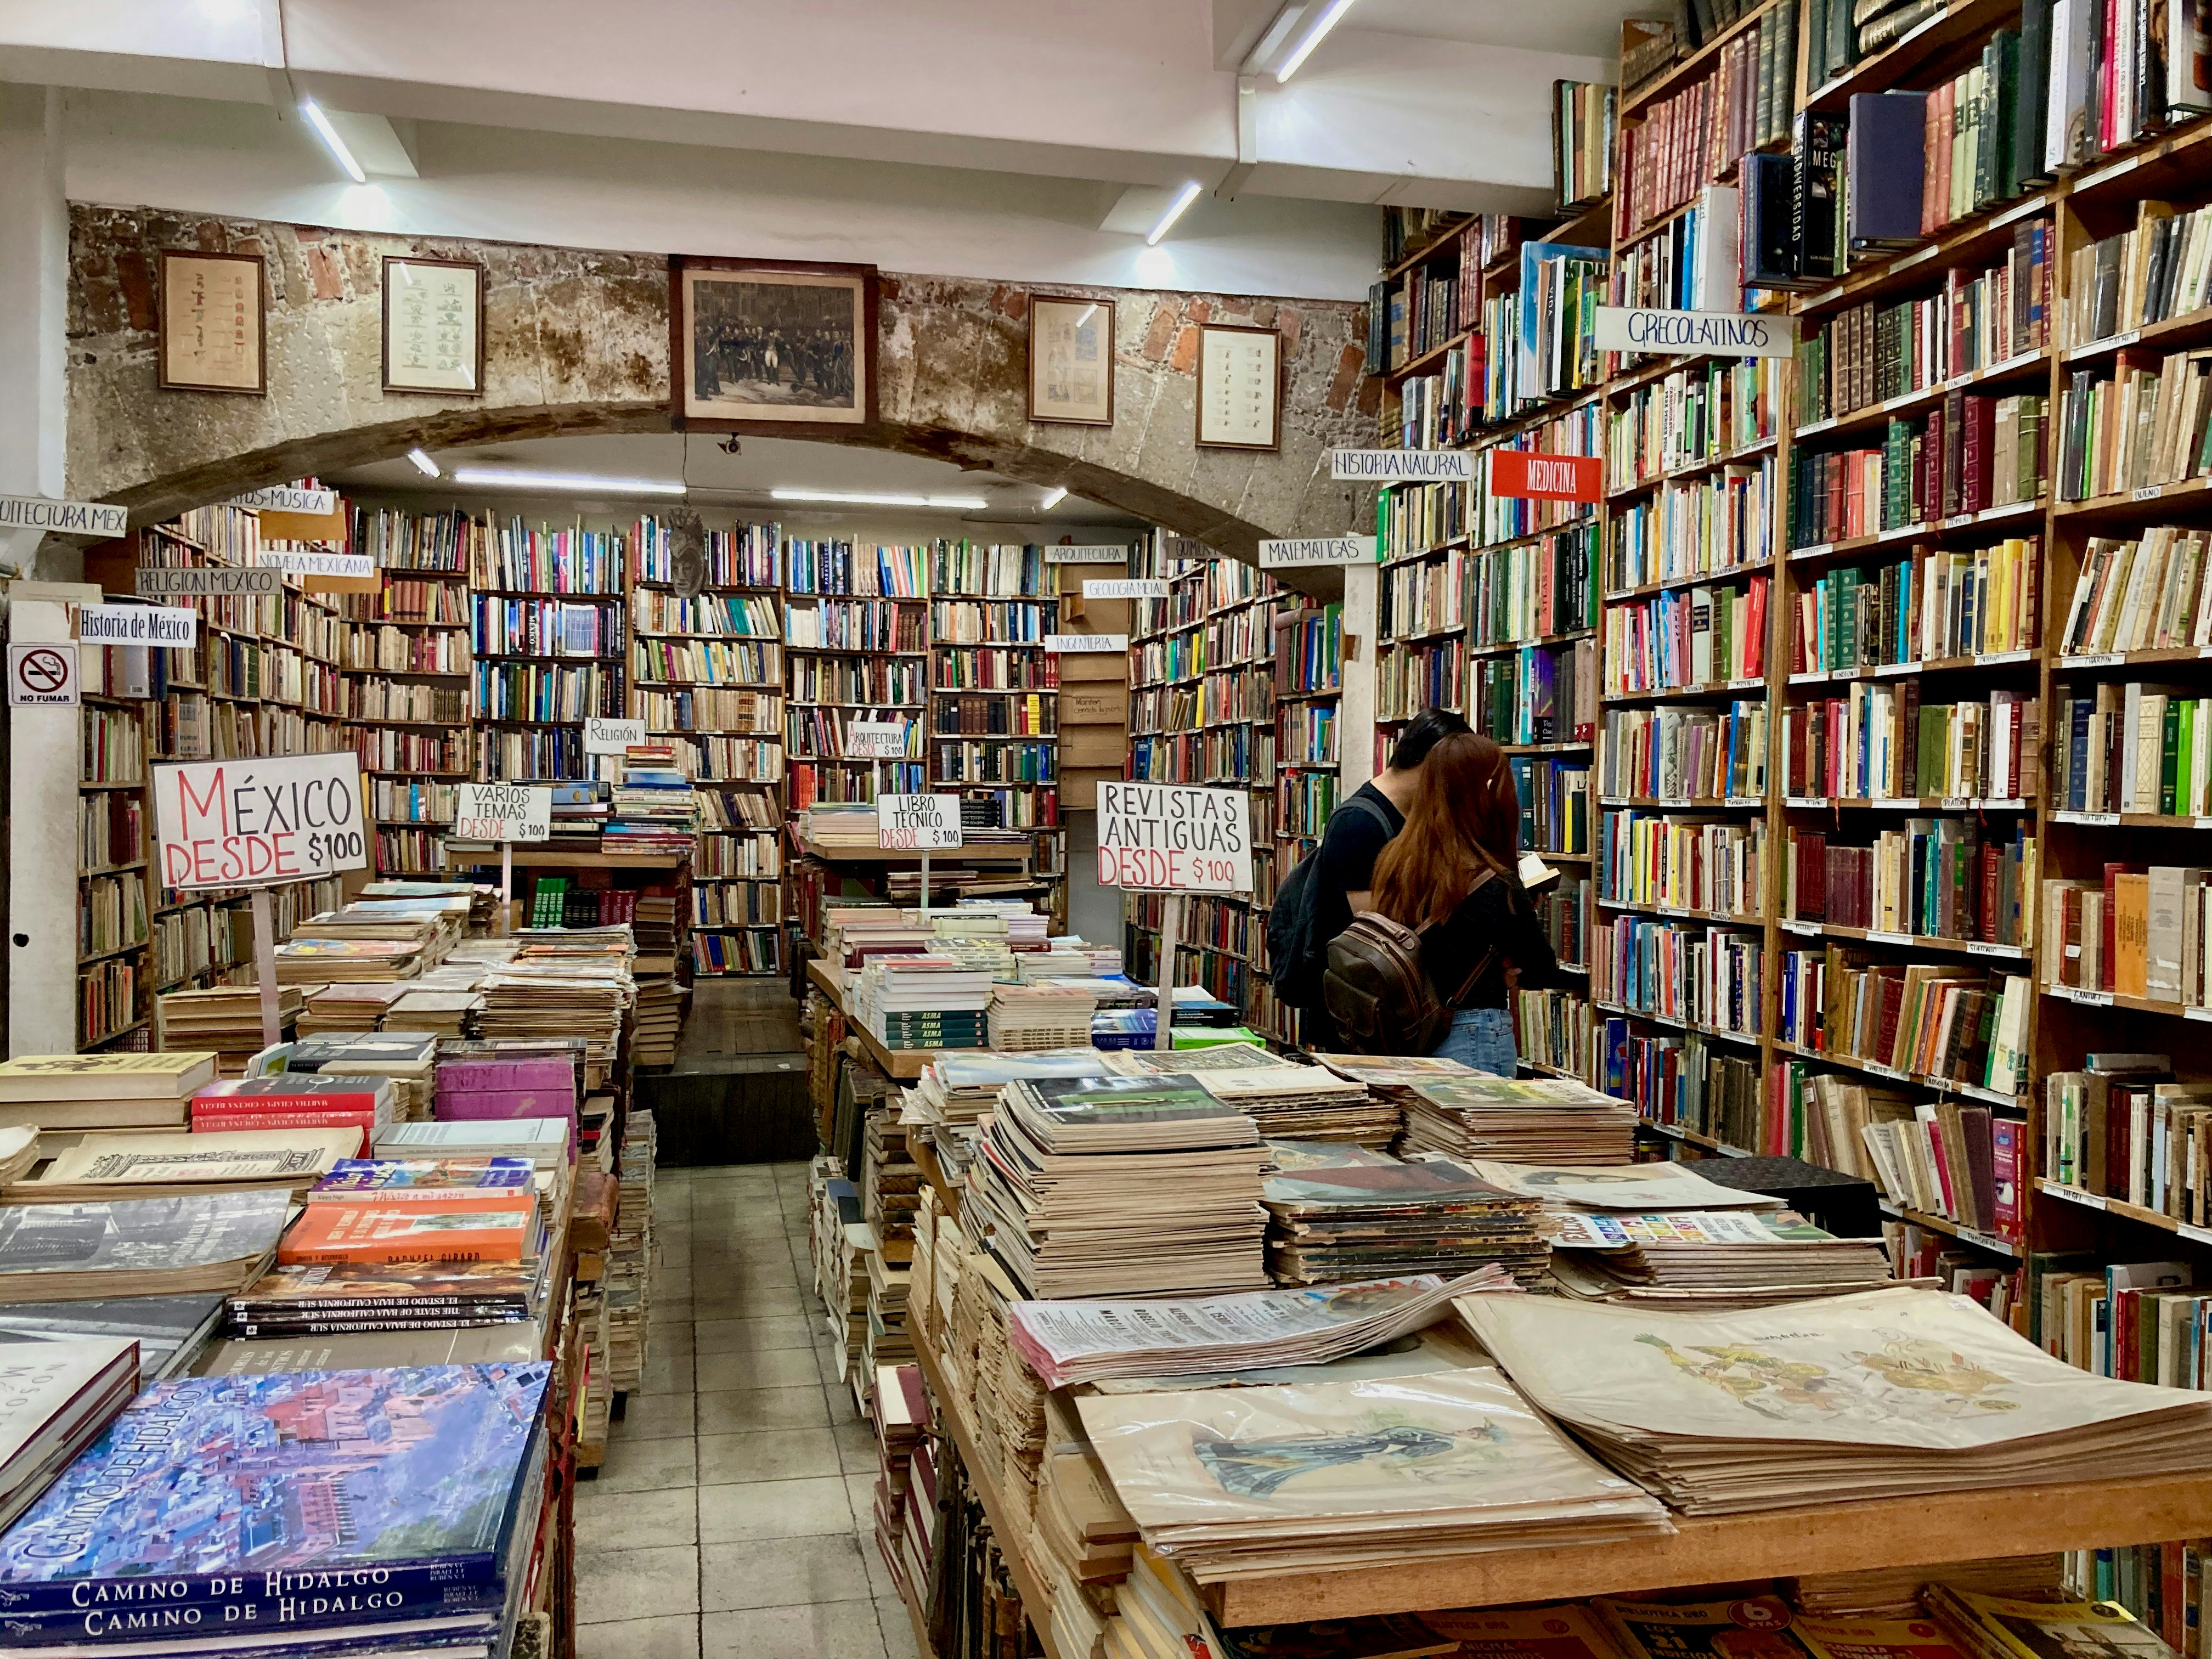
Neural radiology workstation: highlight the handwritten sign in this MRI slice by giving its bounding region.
[134,566,280,597]
[1592,306,1799,358]
[79,603,198,647]
[845,720,910,758]
[153,752,369,889]
[0,495,128,539]
[1043,545,1135,564]
[1097,782,1252,893]
[453,782,552,843]
[1044,633,1128,653]
[877,793,962,851]
[1259,536,1378,569]
[253,549,373,578]
[1330,450,1474,482]
[583,717,646,754]
[1082,579,1169,599]
[1489,451,1604,503]
[230,486,338,515]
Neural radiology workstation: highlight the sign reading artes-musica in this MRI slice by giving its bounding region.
[1096,782,1252,894]
[1591,306,1800,358]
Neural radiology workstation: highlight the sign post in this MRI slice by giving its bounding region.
[249,888,282,1052]
[455,783,554,935]
[1094,781,1255,1053]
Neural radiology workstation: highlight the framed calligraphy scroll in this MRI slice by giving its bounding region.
[158,251,266,394]
[382,257,485,395]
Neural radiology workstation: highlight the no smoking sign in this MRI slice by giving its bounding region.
[8,642,78,707]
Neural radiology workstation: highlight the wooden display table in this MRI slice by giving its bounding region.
[443,849,689,871]
[805,955,937,1082]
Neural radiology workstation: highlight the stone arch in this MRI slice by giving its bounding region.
[65,208,1379,563]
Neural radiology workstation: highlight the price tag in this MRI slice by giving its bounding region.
[876,793,962,851]
[845,719,909,759]
[453,782,552,843]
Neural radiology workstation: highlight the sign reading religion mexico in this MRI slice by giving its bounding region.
[152,752,370,889]
[1096,782,1252,893]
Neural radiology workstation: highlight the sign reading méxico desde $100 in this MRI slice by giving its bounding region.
[152,753,369,889]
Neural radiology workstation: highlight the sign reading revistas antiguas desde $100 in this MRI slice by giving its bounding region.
[1096,782,1252,893]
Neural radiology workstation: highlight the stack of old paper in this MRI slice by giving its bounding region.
[1262,1143,1547,1286]
[1784,1555,2063,1618]
[909,1049,1121,1128]
[1458,1159,1785,1216]
[1120,1045,1398,1145]
[964,1073,1270,1298]
[295,983,407,1036]
[1309,1053,1476,1104]
[1007,1268,1515,1389]
[1402,1075,1638,1165]
[1077,1367,1672,1580]
[1457,1286,2212,1514]
[154,990,300,1076]
[1544,1209,1896,1309]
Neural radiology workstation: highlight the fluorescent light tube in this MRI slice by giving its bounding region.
[299,99,366,184]
[1039,487,1068,510]
[405,448,440,477]
[769,489,990,509]
[1147,182,1204,246]
[450,468,687,496]
[1277,0,1357,81]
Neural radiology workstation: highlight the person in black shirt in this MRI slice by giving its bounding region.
[1368,731,1570,1073]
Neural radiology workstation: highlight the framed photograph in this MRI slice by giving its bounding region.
[382,257,484,395]
[672,256,877,432]
[157,251,265,394]
[1196,324,1282,451]
[1028,294,1115,426]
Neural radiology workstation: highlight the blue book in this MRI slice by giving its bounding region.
[0,1364,549,1630]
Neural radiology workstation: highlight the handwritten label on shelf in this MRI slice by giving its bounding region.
[1330,450,1473,482]
[1592,306,1798,358]
[583,718,646,754]
[2135,486,2164,501]
[1787,797,1830,809]
[1782,920,1819,935]
[453,782,551,844]
[1867,930,1911,946]
[1096,781,1252,894]
[1258,535,1378,569]
[2058,987,2114,1007]
[253,549,373,578]
[1043,545,1135,564]
[1977,650,2033,665]
[134,566,281,598]
[1966,941,2016,958]
[1791,543,1835,561]
[153,752,368,888]
[0,493,128,539]
[844,720,910,759]
[876,793,962,851]
[1043,633,1128,653]
[2061,654,2124,668]
[1081,578,1168,599]
[229,485,337,515]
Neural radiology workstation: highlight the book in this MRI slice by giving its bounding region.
[0,1053,215,1103]
[277,1198,536,1266]
[12,1129,360,1204]
[0,1191,290,1300]
[0,1296,224,1384]
[0,1338,140,1538]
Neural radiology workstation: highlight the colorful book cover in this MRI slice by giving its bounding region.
[278,1201,534,1266]
[0,1364,550,1620]
[231,1260,533,1313]
[311,1159,535,1201]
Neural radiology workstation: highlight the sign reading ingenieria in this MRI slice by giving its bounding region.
[453,783,552,843]
[1096,782,1252,893]
[877,794,962,851]
[153,752,369,889]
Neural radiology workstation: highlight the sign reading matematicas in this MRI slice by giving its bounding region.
[1591,306,1800,358]
[1259,536,1379,569]
[0,495,129,539]
[1330,450,1475,482]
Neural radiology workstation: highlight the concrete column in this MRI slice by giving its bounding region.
[1339,561,1378,795]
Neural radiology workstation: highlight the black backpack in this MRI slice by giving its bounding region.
[1322,872,1498,1055]
[1265,795,1394,1013]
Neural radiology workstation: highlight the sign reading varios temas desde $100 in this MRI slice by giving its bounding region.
[453,783,552,844]
[151,752,369,889]
[1096,782,1251,893]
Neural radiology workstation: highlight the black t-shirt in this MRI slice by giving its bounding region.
[1419,875,1567,1011]
[1314,782,1403,946]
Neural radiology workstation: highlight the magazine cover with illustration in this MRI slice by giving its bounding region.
[1463,1160,1784,1211]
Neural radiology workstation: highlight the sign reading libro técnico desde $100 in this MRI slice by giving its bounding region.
[152,753,369,889]
[1096,782,1251,893]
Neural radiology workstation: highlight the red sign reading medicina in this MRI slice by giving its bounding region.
[1489,450,1604,503]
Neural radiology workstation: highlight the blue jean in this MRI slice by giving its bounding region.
[1432,1006,1516,1075]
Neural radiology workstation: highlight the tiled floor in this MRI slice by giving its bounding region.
[575,1161,921,1659]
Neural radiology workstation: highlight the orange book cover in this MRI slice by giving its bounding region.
[2114,871,2152,997]
[278,1196,533,1266]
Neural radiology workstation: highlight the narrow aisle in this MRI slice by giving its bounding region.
[574,1161,922,1659]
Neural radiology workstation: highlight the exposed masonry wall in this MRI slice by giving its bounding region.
[65,206,1380,567]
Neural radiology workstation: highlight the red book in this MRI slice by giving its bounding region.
[192,1078,383,1111]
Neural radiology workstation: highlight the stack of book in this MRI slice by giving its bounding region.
[605,743,701,854]
[1401,1075,1639,1164]
[435,1043,578,1148]
[851,955,993,1051]
[0,1190,290,1304]
[0,1335,143,1536]
[0,1295,229,1384]
[363,878,500,932]
[607,1107,656,1392]
[479,955,633,1084]
[908,1050,1121,1128]
[188,1073,397,1156]
[1260,1143,1547,1287]
[8,1127,362,1204]
[386,986,482,1039]
[272,935,428,984]
[964,1073,1270,1298]
[295,981,407,1035]
[986,982,1099,1051]
[155,989,299,1073]
[1544,1209,1897,1309]
[376,1116,571,1172]
[1167,1054,1398,1146]
[287,1029,439,1120]
[0,1051,216,1135]
[871,1362,938,1610]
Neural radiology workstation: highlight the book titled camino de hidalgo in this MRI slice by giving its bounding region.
[0,1362,549,1645]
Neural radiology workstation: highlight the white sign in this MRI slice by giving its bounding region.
[1592,306,1801,358]
[877,793,962,851]
[1330,450,1475,482]
[1043,545,1135,564]
[134,566,281,597]
[253,549,374,578]
[454,782,552,843]
[1082,579,1169,599]
[8,642,78,708]
[1096,781,1253,893]
[1259,535,1378,569]
[583,717,647,754]
[230,486,338,515]
[1044,633,1128,653]
[80,603,197,647]
[0,494,129,539]
[845,720,910,758]
[152,751,369,889]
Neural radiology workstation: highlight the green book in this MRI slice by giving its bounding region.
[1993,28,2023,200]
[2162,698,2184,817]
[2182,700,2200,816]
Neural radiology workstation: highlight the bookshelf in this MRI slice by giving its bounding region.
[631,516,788,979]
[783,540,930,830]
[469,516,628,784]
[1262,597,1344,1045]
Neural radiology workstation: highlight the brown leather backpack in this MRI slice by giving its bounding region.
[1320,870,1497,1055]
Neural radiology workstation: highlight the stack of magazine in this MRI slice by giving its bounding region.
[1544,1209,1898,1310]
[1401,1075,1638,1164]
[1122,1046,1399,1146]
[1261,1142,1547,1287]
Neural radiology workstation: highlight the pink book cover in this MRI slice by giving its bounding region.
[435,1057,574,1093]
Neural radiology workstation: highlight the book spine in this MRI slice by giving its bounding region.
[0,1556,508,1627]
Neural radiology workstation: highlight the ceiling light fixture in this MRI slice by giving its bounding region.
[405,448,440,477]
[1039,487,1068,510]
[769,488,990,509]
[450,468,687,496]
[299,99,367,184]
[1277,0,1358,81]
[1147,182,1204,246]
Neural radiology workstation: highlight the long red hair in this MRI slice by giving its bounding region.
[1370,732,1523,927]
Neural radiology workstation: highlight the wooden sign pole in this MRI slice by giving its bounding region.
[1153,891,1183,1053]
[249,886,282,1054]
[500,839,514,936]
[919,849,930,922]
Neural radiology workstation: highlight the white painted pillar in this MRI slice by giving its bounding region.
[9,596,85,1054]
[1339,562,1379,796]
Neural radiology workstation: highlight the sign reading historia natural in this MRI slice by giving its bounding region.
[1330,450,1475,482]
[876,794,963,851]
[1096,782,1253,893]
[152,752,370,889]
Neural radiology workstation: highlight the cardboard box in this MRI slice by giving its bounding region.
[1061,768,1123,810]
[1062,731,1128,769]
[1057,650,1130,682]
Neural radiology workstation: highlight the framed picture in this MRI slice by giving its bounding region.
[1028,295,1115,426]
[158,250,266,394]
[672,256,877,432]
[382,257,484,395]
[1196,324,1282,451]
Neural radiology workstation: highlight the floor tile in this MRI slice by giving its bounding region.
[576,1484,695,1550]
[696,1385,830,1433]
[697,1474,854,1543]
[696,1316,814,1354]
[637,1352,695,1396]
[878,1596,922,1659]
[698,1599,888,1659]
[574,1616,701,1659]
[832,1419,880,1474]
[575,1545,699,1623]
[841,1472,877,1519]
[697,1534,871,1610]
[594,1436,698,1494]
[695,1347,821,1391]
[697,1427,842,1484]
[612,1393,695,1441]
